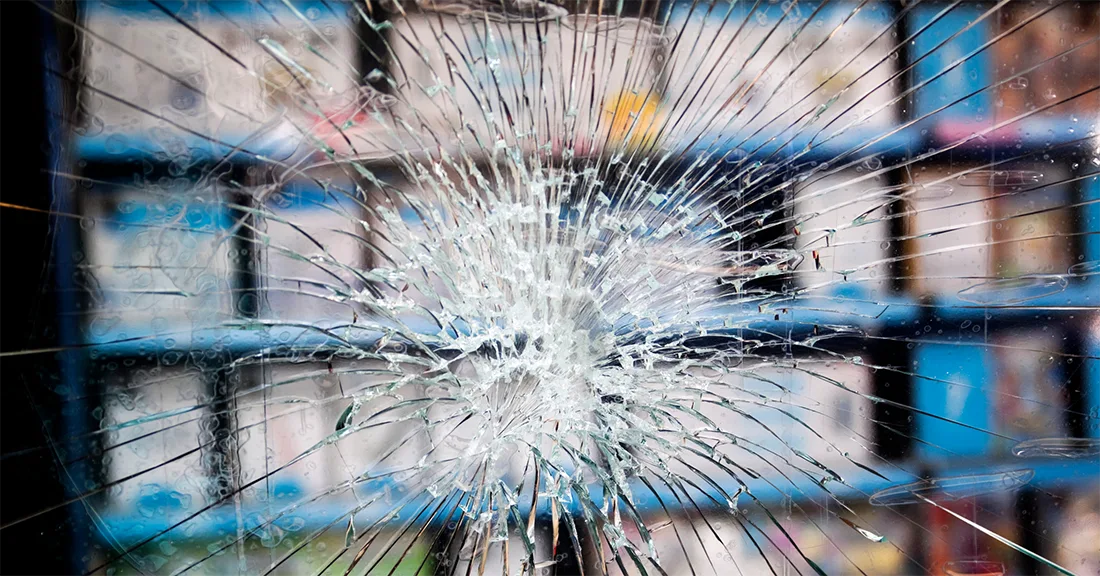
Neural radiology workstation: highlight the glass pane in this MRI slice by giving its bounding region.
[3,2,1098,575]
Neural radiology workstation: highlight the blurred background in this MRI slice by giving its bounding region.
[2,1,1099,575]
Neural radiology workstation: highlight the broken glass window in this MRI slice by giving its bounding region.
[2,1,1099,575]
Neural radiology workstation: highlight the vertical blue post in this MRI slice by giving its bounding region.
[1083,173,1100,438]
[42,2,90,571]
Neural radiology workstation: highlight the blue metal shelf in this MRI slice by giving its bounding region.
[91,457,1099,548]
[75,133,302,167]
[82,282,1097,358]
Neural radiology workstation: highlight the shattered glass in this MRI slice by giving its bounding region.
[2,1,1099,575]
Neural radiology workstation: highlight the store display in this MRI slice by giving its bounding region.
[794,169,892,295]
[17,3,1097,575]
[665,2,900,155]
[993,3,1100,122]
[990,331,1069,454]
[258,170,368,323]
[907,165,993,297]
[80,2,357,156]
[81,182,235,342]
[389,11,665,159]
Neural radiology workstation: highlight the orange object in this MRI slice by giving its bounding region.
[604,90,663,153]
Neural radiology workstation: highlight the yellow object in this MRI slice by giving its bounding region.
[604,90,664,153]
